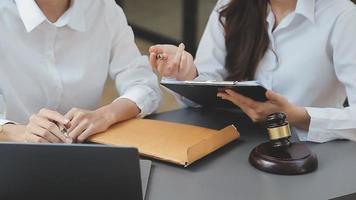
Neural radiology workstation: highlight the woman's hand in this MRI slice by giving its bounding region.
[24,109,72,143]
[149,43,197,80]
[217,90,311,130]
[64,98,140,143]
[65,107,115,143]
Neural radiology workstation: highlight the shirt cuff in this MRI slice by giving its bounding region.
[0,119,16,126]
[116,85,160,118]
[305,107,340,143]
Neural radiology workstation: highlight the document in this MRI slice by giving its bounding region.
[89,119,240,167]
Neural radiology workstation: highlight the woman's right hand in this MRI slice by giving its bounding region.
[149,43,198,81]
[24,109,72,143]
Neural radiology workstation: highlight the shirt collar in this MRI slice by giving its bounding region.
[15,0,86,32]
[15,0,46,32]
[65,0,86,32]
[295,0,316,23]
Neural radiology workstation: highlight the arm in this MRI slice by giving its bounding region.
[65,2,161,143]
[148,0,229,81]
[304,8,356,143]
[0,124,26,142]
[0,94,24,141]
[218,89,311,130]
[107,3,160,118]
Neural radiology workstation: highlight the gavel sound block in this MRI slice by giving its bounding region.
[249,113,318,175]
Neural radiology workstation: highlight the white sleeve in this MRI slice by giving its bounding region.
[105,2,161,117]
[194,0,229,81]
[305,8,356,143]
[0,94,15,125]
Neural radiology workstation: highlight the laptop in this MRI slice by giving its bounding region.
[0,143,151,200]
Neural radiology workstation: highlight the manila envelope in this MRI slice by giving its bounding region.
[89,119,240,167]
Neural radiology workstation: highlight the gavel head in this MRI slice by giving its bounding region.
[266,113,292,148]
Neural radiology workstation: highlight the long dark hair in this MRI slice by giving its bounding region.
[219,0,270,81]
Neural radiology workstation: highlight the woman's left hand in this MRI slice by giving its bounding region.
[217,90,310,130]
[65,107,114,143]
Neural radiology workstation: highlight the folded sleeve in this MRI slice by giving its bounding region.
[0,94,15,125]
[0,119,15,126]
[105,2,161,117]
[305,8,356,143]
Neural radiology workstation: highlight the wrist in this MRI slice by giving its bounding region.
[0,124,26,142]
[286,106,310,130]
[95,105,117,128]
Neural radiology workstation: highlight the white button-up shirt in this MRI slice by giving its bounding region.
[195,0,356,143]
[0,0,161,125]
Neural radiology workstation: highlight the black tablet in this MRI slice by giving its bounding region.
[161,80,267,109]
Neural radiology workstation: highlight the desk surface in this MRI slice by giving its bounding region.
[145,108,356,200]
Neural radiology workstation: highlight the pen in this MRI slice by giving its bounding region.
[55,121,70,139]
[61,126,69,138]
[156,53,165,60]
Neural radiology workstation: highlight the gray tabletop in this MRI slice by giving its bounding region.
[145,108,356,200]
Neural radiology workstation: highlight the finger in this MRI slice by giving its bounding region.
[218,92,265,122]
[179,53,188,73]
[67,111,86,133]
[217,92,244,108]
[148,45,156,53]
[157,57,173,77]
[65,108,83,132]
[225,89,258,108]
[32,116,67,142]
[77,126,95,143]
[157,63,166,76]
[27,124,61,143]
[162,65,176,78]
[177,52,191,80]
[38,109,69,126]
[64,108,79,121]
[266,90,285,103]
[69,119,89,141]
[217,92,255,115]
[149,53,158,69]
[25,132,50,143]
[169,43,185,72]
[149,45,165,54]
[173,43,185,62]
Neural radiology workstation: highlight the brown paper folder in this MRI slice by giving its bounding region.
[89,119,240,167]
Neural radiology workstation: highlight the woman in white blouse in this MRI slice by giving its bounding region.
[149,0,356,143]
[0,0,161,143]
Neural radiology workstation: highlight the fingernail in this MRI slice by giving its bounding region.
[64,119,70,124]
